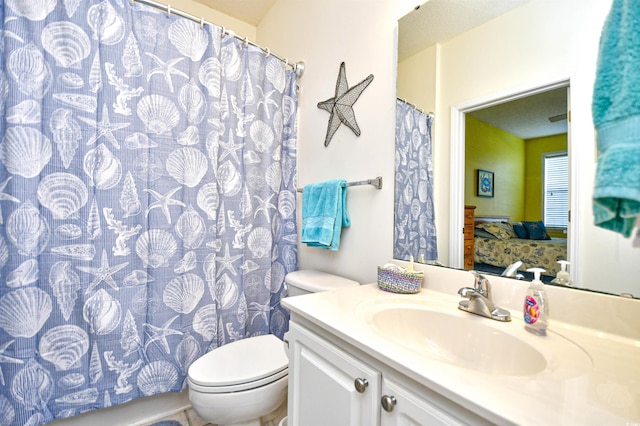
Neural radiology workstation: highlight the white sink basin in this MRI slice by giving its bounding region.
[372,307,546,376]
[358,296,592,377]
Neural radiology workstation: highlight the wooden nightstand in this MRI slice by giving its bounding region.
[463,205,476,270]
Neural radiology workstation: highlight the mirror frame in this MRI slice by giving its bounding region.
[448,76,580,284]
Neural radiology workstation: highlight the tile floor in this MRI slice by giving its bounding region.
[145,402,287,426]
[144,407,211,426]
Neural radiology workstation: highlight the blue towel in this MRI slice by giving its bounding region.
[592,0,640,237]
[301,179,350,250]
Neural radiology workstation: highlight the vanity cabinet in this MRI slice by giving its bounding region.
[463,205,476,270]
[379,378,462,426]
[287,321,472,426]
[287,322,380,425]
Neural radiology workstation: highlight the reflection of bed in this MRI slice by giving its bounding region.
[473,215,566,277]
[474,236,567,277]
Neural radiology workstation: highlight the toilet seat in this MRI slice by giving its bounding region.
[188,334,288,394]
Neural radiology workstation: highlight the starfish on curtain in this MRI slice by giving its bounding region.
[78,105,130,149]
[144,315,183,354]
[144,186,186,224]
[145,53,189,93]
[317,62,374,147]
[215,243,243,277]
[218,132,243,163]
[253,193,277,223]
[78,249,129,293]
[256,86,278,119]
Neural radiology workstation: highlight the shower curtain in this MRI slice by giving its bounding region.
[0,1,298,425]
[394,99,437,262]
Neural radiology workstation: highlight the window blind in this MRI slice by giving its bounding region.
[544,153,568,228]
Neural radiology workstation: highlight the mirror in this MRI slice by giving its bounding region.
[395,0,639,298]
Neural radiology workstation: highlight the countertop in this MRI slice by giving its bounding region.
[282,282,640,425]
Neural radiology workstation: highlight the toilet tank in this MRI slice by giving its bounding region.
[285,270,359,297]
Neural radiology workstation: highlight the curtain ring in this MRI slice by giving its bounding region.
[264,47,270,57]
[221,26,226,37]
[200,17,205,29]
[283,57,288,67]
[166,4,171,18]
[243,36,249,46]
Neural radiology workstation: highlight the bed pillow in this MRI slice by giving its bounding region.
[522,221,551,240]
[474,228,498,239]
[512,222,529,239]
[476,222,515,240]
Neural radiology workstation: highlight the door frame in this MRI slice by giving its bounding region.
[448,76,577,281]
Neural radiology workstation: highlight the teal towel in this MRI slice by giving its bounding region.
[592,0,640,237]
[301,179,350,250]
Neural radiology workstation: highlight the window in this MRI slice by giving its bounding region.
[543,152,568,228]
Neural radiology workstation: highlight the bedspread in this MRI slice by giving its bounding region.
[474,237,567,276]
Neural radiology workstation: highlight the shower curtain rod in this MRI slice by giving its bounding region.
[397,97,434,117]
[131,0,305,77]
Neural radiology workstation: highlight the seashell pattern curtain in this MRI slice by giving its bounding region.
[394,100,437,262]
[0,1,298,424]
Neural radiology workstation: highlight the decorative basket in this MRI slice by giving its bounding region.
[377,266,423,294]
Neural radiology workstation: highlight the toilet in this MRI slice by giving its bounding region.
[187,270,359,426]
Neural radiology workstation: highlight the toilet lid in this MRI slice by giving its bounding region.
[285,269,359,293]
[188,334,288,390]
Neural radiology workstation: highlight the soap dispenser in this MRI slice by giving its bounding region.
[523,268,549,336]
[551,260,573,286]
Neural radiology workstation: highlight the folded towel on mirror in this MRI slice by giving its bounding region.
[592,0,640,237]
[301,179,350,250]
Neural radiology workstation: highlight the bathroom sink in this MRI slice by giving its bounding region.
[371,307,546,376]
[357,296,592,377]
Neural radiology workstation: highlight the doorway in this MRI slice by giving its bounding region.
[449,78,576,279]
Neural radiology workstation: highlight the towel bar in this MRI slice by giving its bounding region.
[296,176,382,192]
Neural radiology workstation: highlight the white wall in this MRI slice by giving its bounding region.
[258,0,399,284]
[157,0,257,39]
[428,0,639,295]
[397,44,438,114]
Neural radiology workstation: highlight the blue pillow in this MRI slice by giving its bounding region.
[522,221,551,240]
[512,222,529,239]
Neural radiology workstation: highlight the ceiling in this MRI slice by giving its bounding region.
[192,0,277,26]
[467,88,568,139]
[192,0,566,139]
[191,0,531,49]
[398,0,566,139]
[397,0,531,62]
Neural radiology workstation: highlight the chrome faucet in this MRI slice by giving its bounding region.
[501,261,524,279]
[457,271,511,321]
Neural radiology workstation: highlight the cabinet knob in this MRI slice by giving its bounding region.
[381,395,397,412]
[354,378,369,393]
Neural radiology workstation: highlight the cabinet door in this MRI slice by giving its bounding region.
[380,378,465,426]
[288,322,381,426]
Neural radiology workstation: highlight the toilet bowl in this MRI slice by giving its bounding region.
[188,334,288,426]
[187,270,359,426]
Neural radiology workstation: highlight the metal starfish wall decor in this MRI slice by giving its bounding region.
[317,62,374,147]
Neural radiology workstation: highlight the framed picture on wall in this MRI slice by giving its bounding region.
[477,169,494,198]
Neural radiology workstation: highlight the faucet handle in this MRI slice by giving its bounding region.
[470,271,491,298]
